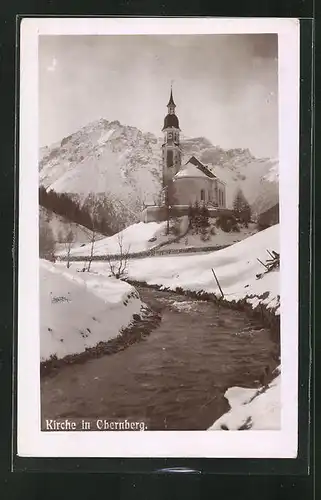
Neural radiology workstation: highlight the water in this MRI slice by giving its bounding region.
[41,286,279,430]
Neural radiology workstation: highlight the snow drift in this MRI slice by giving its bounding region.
[40,259,142,362]
[209,373,280,430]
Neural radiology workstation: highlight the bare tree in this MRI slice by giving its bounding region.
[86,227,98,272]
[39,220,56,261]
[86,204,100,272]
[60,224,74,268]
[107,233,131,279]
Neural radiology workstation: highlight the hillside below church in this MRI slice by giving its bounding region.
[39,118,279,227]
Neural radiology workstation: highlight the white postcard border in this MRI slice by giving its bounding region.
[17,17,300,458]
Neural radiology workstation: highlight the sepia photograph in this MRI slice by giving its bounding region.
[18,18,299,458]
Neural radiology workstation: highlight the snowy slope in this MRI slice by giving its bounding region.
[83,225,279,317]
[40,206,105,244]
[62,221,168,258]
[40,259,142,361]
[39,119,279,216]
[120,224,280,314]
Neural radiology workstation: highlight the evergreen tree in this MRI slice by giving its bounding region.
[188,203,195,228]
[233,188,251,224]
[200,204,210,228]
[193,201,201,232]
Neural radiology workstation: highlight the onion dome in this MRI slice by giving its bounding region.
[163,113,180,130]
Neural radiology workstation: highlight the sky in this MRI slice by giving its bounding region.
[39,34,278,158]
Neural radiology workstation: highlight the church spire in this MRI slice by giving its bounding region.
[163,83,180,130]
[167,85,176,107]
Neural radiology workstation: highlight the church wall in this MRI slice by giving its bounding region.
[216,179,226,208]
[173,177,221,206]
[141,205,232,223]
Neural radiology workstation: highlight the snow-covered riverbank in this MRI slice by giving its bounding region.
[209,371,281,431]
[123,224,280,316]
[40,259,143,362]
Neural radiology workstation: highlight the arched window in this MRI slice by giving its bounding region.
[201,189,205,201]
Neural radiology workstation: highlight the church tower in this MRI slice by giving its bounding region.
[162,86,182,188]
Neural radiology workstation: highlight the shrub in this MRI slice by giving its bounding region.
[169,216,181,236]
[200,227,210,241]
[216,213,238,233]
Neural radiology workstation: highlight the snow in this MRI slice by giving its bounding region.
[40,259,142,362]
[262,162,279,183]
[39,119,279,221]
[120,224,280,314]
[208,374,281,430]
[161,222,257,250]
[97,128,115,145]
[66,221,168,257]
[39,119,162,217]
[40,207,104,244]
[51,225,280,430]
[174,162,209,178]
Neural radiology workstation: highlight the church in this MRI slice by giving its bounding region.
[142,87,226,223]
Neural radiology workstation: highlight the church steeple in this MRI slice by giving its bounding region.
[162,84,181,188]
[167,85,176,108]
[162,85,180,131]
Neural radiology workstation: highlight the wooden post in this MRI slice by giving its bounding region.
[257,258,268,269]
[166,187,170,235]
[211,268,224,298]
[266,249,274,259]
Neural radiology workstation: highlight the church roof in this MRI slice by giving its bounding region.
[183,156,217,178]
[162,113,180,130]
[174,157,216,180]
[174,164,206,179]
[167,88,176,106]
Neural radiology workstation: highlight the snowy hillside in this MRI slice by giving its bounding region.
[63,219,258,259]
[86,225,280,316]
[39,118,279,216]
[40,206,105,244]
[124,224,280,313]
[64,221,168,258]
[40,259,143,361]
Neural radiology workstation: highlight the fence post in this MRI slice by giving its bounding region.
[211,268,224,298]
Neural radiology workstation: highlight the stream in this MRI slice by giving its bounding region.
[41,285,279,431]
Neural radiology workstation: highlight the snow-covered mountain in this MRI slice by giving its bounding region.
[251,162,279,217]
[39,118,279,221]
